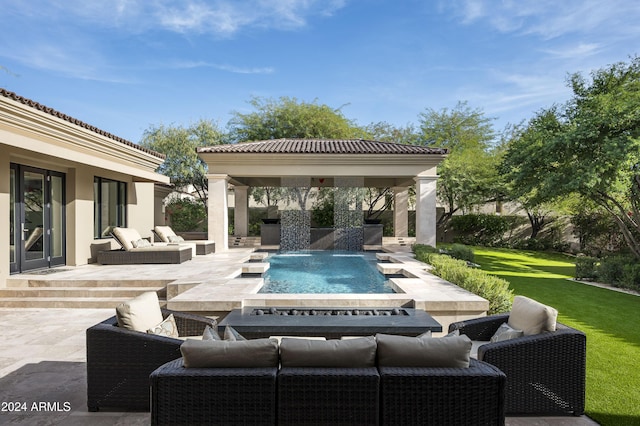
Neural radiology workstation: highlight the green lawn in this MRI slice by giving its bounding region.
[471,247,640,425]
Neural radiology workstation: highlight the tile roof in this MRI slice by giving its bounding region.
[197,138,448,155]
[0,88,165,159]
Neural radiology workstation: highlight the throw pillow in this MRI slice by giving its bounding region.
[445,329,460,337]
[132,238,151,248]
[508,295,558,336]
[224,326,247,341]
[490,322,524,343]
[279,336,377,368]
[180,339,279,368]
[202,325,221,341]
[417,330,432,338]
[167,235,185,243]
[376,333,472,368]
[147,314,179,338]
[115,291,163,332]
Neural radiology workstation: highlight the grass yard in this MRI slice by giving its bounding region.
[472,247,640,426]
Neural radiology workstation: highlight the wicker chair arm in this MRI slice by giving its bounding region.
[161,308,217,337]
[478,323,586,363]
[449,314,509,341]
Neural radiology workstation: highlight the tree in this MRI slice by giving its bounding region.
[139,119,224,206]
[502,57,640,257]
[228,96,364,210]
[417,101,502,225]
[227,96,362,142]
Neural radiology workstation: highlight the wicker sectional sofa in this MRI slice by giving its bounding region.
[149,335,507,425]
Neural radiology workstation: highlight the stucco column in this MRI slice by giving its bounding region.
[393,187,409,237]
[414,175,438,247]
[234,185,249,237]
[208,174,229,252]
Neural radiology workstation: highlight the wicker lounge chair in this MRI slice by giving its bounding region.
[449,314,586,416]
[153,226,215,255]
[97,227,192,264]
[86,308,216,412]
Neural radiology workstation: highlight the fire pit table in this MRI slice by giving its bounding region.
[218,307,442,339]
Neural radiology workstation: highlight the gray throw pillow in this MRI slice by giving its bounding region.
[490,322,524,342]
[280,336,377,368]
[180,339,279,368]
[202,325,221,341]
[376,333,472,368]
[223,326,247,341]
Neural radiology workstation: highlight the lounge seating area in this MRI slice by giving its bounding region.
[85,292,586,424]
[97,227,193,264]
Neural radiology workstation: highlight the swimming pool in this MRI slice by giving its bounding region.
[259,251,394,294]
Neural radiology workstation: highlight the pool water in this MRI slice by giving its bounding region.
[259,251,394,294]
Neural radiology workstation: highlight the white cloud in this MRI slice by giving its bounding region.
[445,0,640,40]
[171,60,274,74]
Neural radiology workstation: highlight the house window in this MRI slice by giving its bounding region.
[94,177,127,238]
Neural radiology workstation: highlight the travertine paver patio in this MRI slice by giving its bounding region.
[0,308,599,425]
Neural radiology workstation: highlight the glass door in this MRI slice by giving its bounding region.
[10,164,66,273]
[21,167,48,270]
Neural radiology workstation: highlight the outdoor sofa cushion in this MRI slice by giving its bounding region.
[279,336,377,367]
[376,333,472,368]
[180,338,279,368]
[115,291,163,332]
[508,295,558,335]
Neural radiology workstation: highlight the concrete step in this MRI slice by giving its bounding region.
[0,287,165,298]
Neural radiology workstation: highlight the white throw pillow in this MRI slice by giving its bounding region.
[147,313,179,338]
[490,322,524,342]
[508,296,558,336]
[115,291,163,332]
[154,226,176,242]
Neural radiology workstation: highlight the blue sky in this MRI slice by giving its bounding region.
[1,0,638,143]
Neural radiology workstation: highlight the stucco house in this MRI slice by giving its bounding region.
[0,89,169,287]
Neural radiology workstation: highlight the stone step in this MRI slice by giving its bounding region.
[0,287,165,298]
[0,297,155,309]
[6,279,171,288]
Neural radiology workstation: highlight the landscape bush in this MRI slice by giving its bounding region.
[450,214,526,247]
[413,244,513,314]
[573,254,640,292]
[165,198,206,232]
[574,256,598,280]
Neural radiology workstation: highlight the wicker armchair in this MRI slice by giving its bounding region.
[379,358,506,425]
[448,314,586,416]
[86,308,216,412]
[150,358,278,425]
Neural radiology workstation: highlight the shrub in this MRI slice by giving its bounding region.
[447,243,475,263]
[413,244,513,314]
[620,263,640,292]
[165,198,206,232]
[450,214,525,247]
[575,256,598,280]
[597,255,631,287]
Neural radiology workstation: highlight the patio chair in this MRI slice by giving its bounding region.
[97,226,193,264]
[448,313,586,416]
[86,308,216,411]
[153,225,215,255]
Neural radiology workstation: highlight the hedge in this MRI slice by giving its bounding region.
[413,244,513,315]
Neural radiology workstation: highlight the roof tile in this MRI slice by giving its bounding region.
[198,138,447,155]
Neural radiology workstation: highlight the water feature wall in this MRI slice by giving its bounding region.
[280,177,311,251]
[334,177,364,251]
[279,176,365,251]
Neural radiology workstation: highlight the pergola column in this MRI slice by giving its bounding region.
[414,175,438,247]
[233,185,249,237]
[393,187,409,237]
[207,174,229,252]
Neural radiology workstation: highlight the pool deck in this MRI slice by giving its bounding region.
[6,246,489,333]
